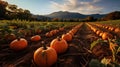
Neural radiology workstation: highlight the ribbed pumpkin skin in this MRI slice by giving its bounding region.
[50,38,68,54]
[62,33,72,41]
[10,38,28,51]
[31,35,41,41]
[34,47,57,67]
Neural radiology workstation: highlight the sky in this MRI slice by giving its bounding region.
[2,0,120,15]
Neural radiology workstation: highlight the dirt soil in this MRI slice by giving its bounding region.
[0,23,119,67]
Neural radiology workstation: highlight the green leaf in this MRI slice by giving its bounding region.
[90,39,105,50]
[101,57,111,65]
[89,59,106,67]
[117,47,120,54]
[115,38,120,46]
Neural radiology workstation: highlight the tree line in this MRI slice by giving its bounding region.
[0,0,35,21]
[0,0,120,22]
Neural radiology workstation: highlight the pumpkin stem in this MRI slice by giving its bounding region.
[57,36,61,41]
[17,37,21,41]
[42,41,47,50]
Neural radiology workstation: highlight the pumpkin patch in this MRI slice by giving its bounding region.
[10,38,28,51]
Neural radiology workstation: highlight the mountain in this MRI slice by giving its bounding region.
[45,11,106,19]
[89,14,106,19]
[33,15,51,21]
[45,11,86,19]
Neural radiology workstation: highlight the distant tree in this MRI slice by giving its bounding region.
[16,10,32,20]
[7,4,17,12]
[0,0,8,19]
[103,11,120,20]
[52,18,59,22]
[85,16,95,22]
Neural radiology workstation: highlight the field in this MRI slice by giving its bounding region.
[0,20,120,67]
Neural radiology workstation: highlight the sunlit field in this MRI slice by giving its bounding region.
[0,20,120,67]
[1,0,120,67]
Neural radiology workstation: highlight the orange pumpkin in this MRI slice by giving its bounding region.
[96,30,101,35]
[35,29,42,34]
[50,37,68,54]
[10,38,28,51]
[93,28,97,32]
[18,29,27,35]
[59,27,64,31]
[31,35,41,41]
[102,32,113,40]
[99,32,103,36]
[5,33,16,40]
[68,31,74,36]
[34,46,57,67]
[45,32,53,37]
[114,27,120,33]
[62,33,72,41]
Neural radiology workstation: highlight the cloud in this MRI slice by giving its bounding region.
[1,0,7,1]
[51,0,103,14]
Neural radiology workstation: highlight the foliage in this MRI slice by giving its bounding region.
[90,39,106,50]
[103,11,120,20]
[89,58,120,67]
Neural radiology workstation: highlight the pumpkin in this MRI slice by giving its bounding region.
[45,32,53,37]
[96,30,101,35]
[4,33,16,40]
[34,43,57,67]
[59,27,64,31]
[114,27,120,33]
[102,32,113,40]
[31,35,41,41]
[99,32,103,36]
[50,37,68,54]
[50,30,56,35]
[62,33,72,41]
[18,29,27,35]
[35,29,42,34]
[10,38,28,51]
[68,31,74,36]
[93,28,97,32]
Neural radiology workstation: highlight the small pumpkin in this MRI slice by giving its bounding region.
[68,31,74,36]
[110,27,114,31]
[99,32,104,36]
[45,32,53,37]
[4,33,16,40]
[18,29,27,35]
[34,42,57,67]
[114,27,120,33]
[31,35,41,41]
[102,32,113,40]
[96,30,101,35]
[62,33,72,41]
[59,27,64,31]
[93,28,97,32]
[50,37,68,54]
[10,38,28,51]
[35,29,42,34]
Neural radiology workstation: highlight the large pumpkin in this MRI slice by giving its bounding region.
[50,37,68,54]
[31,35,41,41]
[10,38,28,51]
[62,33,72,41]
[34,46,57,67]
